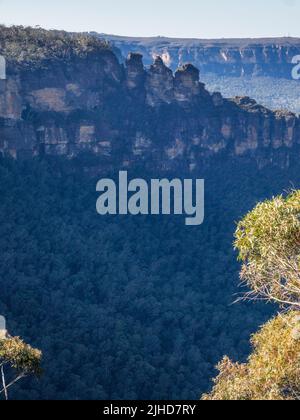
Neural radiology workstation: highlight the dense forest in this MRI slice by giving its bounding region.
[1,156,300,399]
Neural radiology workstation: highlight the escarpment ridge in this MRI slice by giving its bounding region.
[0,26,299,171]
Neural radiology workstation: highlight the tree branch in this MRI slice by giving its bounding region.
[1,365,8,400]
[0,373,26,396]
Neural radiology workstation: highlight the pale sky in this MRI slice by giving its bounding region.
[0,0,299,39]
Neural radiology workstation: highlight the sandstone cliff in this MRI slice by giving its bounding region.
[0,27,299,171]
[101,34,300,79]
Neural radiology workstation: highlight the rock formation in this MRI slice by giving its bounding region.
[0,27,300,172]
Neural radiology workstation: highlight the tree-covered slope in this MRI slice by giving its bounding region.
[1,156,299,399]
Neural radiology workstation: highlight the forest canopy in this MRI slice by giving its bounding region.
[2,156,288,399]
[0,25,110,66]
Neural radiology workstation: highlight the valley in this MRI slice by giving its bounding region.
[0,25,300,400]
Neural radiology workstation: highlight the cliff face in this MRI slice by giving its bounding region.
[101,34,300,79]
[1,28,300,172]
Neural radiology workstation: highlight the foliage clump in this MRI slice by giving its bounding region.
[203,190,300,400]
[0,336,42,400]
[235,190,300,309]
[0,25,110,68]
[202,312,300,400]
[0,337,42,375]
